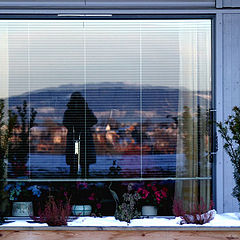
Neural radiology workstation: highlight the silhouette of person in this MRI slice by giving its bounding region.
[63,92,98,177]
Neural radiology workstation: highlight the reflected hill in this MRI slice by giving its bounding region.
[8,82,194,125]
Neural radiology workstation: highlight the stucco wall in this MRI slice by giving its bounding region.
[216,12,240,213]
[0,0,240,213]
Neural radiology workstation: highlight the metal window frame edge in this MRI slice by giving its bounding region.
[0,13,217,211]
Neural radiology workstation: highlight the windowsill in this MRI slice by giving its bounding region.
[1,213,240,230]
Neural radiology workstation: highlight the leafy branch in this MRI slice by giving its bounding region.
[9,100,37,177]
[0,99,17,224]
[217,106,240,201]
[0,99,17,179]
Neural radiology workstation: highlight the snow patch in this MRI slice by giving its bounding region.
[1,212,240,227]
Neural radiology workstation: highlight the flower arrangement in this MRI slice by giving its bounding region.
[137,183,168,206]
[70,182,102,216]
[88,189,102,217]
[4,182,47,201]
[71,182,91,204]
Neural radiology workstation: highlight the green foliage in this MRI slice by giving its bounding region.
[114,183,141,224]
[0,99,17,178]
[0,99,17,222]
[217,106,240,202]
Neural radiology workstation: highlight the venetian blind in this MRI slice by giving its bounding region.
[0,19,212,180]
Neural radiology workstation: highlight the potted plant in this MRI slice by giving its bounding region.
[172,198,215,225]
[114,183,141,224]
[87,184,103,217]
[137,183,168,216]
[32,193,72,226]
[71,182,92,216]
[4,182,47,217]
[217,106,240,204]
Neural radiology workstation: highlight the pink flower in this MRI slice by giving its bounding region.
[88,193,95,201]
[142,189,149,199]
[137,188,143,193]
[76,182,88,189]
[154,191,161,198]
[151,185,157,192]
[162,187,168,192]
[161,189,167,198]
[96,203,102,209]
[147,183,152,187]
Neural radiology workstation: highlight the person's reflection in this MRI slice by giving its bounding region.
[63,92,98,177]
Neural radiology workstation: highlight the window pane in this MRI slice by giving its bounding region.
[0,19,212,180]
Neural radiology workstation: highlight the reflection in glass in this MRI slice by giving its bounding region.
[3,179,211,217]
[0,20,211,182]
[63,92,98,177]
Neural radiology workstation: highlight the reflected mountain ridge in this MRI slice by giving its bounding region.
[8,82,210,125]
[6,82,211,179]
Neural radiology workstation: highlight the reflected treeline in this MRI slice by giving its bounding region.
[8,100,37,177]
[5,84,211,178]
[6,102,210,161]
[28,118,178,156]
[178,105,210,162]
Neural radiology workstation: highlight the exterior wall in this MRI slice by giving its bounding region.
[216,12,240,213]
[223,0,240,8]
[0,0,240,213]
[0,0,215,10]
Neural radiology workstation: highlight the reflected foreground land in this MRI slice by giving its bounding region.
[6,83,211,179]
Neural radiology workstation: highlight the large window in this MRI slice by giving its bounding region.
[0,18,212,215]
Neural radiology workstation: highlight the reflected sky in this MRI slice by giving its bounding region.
[0,20,211,98]
[2,20,212,180]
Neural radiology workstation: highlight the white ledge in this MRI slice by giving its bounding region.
[1,213,240,230]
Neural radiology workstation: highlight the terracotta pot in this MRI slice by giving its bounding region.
[72,205,92,216]
[141,205,157,216]
[12,201,33,217]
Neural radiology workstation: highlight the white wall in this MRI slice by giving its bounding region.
[216,12,240,213]
[1,0,240,213]
[223,0,240,8]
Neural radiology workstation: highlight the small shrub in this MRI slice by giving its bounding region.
[31,194,71,226]
[217,106,240,203]
[8,100,37,177]
[114,183,141,224]
[0,99,17,222]
[173,198,215,225]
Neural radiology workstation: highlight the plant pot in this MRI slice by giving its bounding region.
[72,205,92,216]
[12,201,33,217]
[141,205,157,216]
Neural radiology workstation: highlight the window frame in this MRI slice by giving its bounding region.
[0,14,216,210]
